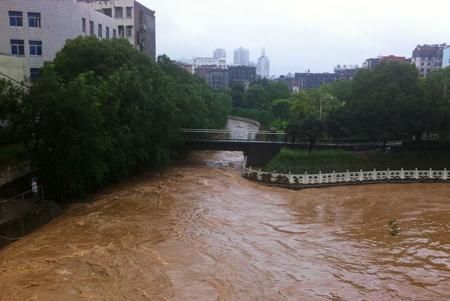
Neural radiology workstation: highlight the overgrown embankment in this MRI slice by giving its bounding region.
[264,149,450,174]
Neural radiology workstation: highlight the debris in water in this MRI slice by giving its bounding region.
[389,219,400,236]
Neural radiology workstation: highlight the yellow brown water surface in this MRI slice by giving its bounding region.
[1,153,450,300]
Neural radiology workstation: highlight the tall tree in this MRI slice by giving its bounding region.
[350,61,423,146]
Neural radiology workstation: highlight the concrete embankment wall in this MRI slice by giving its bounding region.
[228,116,261,129]
[0,162,31,187]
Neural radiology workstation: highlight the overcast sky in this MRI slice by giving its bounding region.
[140,0,450,76]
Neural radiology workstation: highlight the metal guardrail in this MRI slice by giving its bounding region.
[181,129,403,147]
[0,186,44,223]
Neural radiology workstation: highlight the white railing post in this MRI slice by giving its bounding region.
[429,168,433,179]
[346,170,350,182]
[373,168,377,181]
[444,168,448,181]
[387,168,391,180]
[303,172,308,185]
[319,171,322,184]
[415,168,419,180]
[332,171,336,183]
[289,172,293,184]
[400,168,404,180]
[359,169,363,182]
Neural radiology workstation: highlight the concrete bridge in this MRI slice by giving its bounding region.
[182,129,402,167]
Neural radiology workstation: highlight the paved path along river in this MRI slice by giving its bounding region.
[1,120,450,300]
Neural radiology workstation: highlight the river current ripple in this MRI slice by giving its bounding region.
[1,120,450,300]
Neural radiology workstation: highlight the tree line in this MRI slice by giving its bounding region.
[0,37,231,200]
[229,62,450,150]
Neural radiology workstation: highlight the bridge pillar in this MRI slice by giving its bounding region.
[244,143,282,167]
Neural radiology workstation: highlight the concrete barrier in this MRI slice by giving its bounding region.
[228,116,261,129]
[0,162,31,187]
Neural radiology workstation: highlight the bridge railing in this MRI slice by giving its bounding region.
[241,161,450,187]
[182,129,403,149]
[182,129,286,142]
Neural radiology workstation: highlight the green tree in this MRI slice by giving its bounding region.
[423,67,450,140]
[245,84,267,108]
[266,81,290,104]
[230,82,246,107]
[16,37,230,200]
[350,61,423,147]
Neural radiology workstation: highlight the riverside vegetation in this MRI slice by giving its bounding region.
[0,37,231,200]
[230,62,450,150]
[229,61,450,172]
[264,149,450,174]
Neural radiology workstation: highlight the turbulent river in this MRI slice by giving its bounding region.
[1,120,450,301]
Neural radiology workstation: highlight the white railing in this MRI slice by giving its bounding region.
[241,158,450,187]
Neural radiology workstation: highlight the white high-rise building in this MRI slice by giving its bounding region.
[82,0,156,60]
[257,49,270,79]
[233,47,249,66]
[213,48,226,60]
[0,0,156,82]
[0,0,119,81]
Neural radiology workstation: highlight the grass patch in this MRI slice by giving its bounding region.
[264,149,450,174]
[0,144,26,168]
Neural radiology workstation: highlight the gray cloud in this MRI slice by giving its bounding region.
[141,0,450,75]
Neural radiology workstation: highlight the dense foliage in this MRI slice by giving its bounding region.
[264,149,450,174]
[0,79,25,143]
[229,80,290,128]
[231,62,450,151]
[5,37,231,199]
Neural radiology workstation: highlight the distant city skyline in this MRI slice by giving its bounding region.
[141,0,450,76]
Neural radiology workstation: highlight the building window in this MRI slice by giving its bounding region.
[9,11,23,27]
[98,24,102,38]
[113,29,117,38]
[30,68,41,81]
[29,40,42,56]
[106,27,110,40]
[10,39,25,56]
[118,25,124,37]
[103,8,112,17]
[115,7,123,18]
[82,18,86,33]
[126,7,133,18]
[28,12,41,28]
[89,21,94,36]
[126,26,133,37]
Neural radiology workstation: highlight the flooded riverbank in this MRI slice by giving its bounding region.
[0,120,449,300]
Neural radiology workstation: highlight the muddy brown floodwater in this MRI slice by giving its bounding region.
[1,121,450,301]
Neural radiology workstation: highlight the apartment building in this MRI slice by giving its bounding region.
[0,0,119,81]
[229,66,256,88]
[192,57,227,74]
[412,44,446,76]
[256,49,270,79]
[294,72,336,90]
[443,47,450,68]
[81,0,156,60]
[233,47,250,66]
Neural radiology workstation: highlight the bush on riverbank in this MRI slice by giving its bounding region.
[264,149,450,174]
